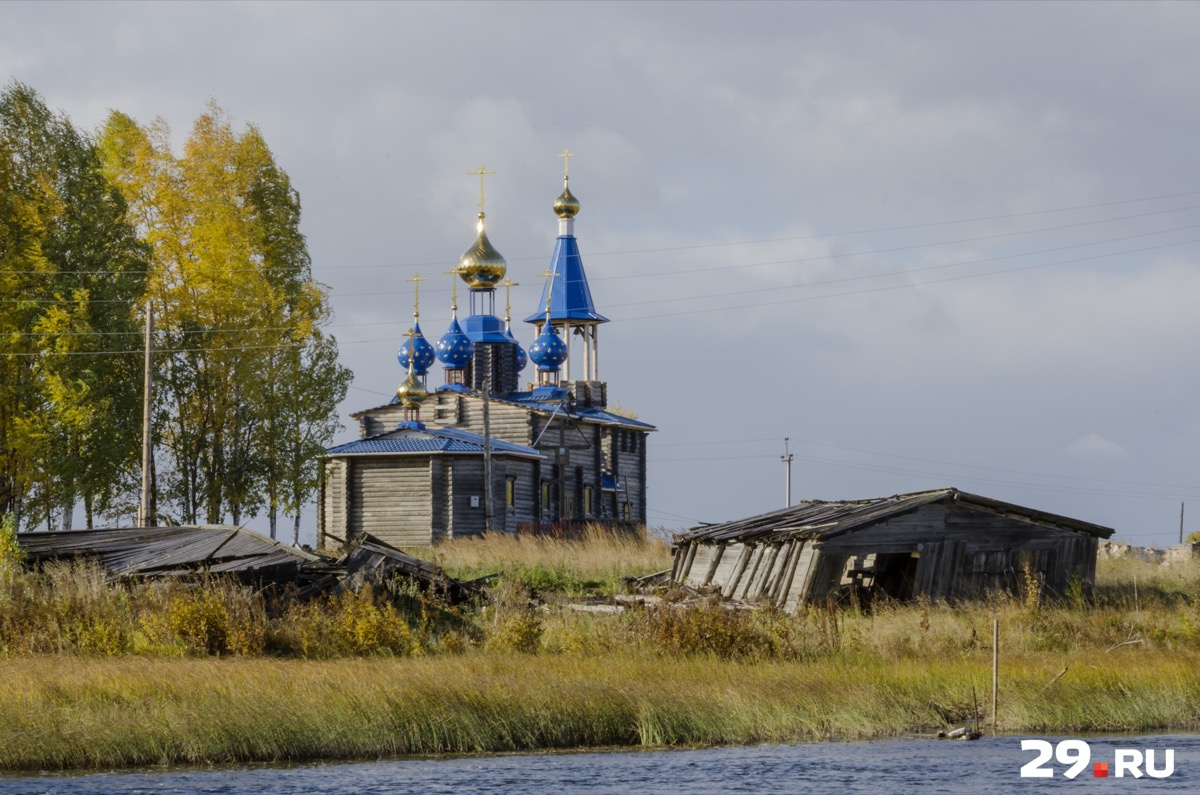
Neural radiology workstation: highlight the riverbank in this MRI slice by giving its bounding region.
[3,533,1200,770]
[2,646,1199,770]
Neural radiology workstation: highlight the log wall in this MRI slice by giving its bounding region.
[673,501,1104,612]
[348,458,433,548]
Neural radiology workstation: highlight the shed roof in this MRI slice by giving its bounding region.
[16,526,479,599]
[17,524,333,583]
[675,487,1115,544]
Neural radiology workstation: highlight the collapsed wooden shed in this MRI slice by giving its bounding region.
[671,488,1114,612]
[16,525,479,601]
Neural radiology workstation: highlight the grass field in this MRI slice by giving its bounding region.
[1,529,1199,770]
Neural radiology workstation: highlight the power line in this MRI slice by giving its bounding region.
[316,208,1200,304]
[611,236,1200,322]
[608,221,1200,311]
[653,434,1199,491]
[7,324,301,338]
[310,188,1200,272]
[330,233,1200,342]
[590,204,1200,283]
[0,342,305,358]
[316,210,1200,309]
[7,191,1195,279]
[648,451,1200,503]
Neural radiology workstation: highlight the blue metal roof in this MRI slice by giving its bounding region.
[524,235,609,324]
[500,392,656,430]
[576,407,657,430]
[461,312,514,343]
[327,421,544,459]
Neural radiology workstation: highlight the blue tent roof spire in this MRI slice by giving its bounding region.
[524,167,608,327]
[525,158,607,383]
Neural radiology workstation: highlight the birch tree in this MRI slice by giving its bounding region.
[0,83,147,529]
[100,103,349,530]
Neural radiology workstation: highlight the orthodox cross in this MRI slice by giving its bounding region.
[406,272,428,318]
[443,265,459,311]
[467,164,495,214]
[501,277,519,323]
[559,148,574,180]
[402,327,418,376]
[537,267,556,315]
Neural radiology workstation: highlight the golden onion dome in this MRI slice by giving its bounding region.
[553,181,580,219]
[396,369,427,407]
[458,213,507,289]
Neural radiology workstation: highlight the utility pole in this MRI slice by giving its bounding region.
[558,420,568,522]
[138,300,154,527]
[482,355,494,534]
[781,437,794,507]
[1180,502,1186,545]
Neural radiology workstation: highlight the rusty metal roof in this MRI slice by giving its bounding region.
[673,487,1115,545]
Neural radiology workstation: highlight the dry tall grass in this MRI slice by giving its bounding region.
[3,531,1200,770]
[413,524,673,595]
[3,648,1198,770]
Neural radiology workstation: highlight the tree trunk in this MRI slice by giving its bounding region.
[60,495,73,532]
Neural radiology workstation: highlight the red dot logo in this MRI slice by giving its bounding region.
[1094,761,1110,778]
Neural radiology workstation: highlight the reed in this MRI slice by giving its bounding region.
[2,648,1198,770]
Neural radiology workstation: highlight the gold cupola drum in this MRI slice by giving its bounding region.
[457,213,507,289]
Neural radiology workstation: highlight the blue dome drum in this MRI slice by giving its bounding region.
[436,316,475,368]
[397,321,436,375]
[528,322,567,371]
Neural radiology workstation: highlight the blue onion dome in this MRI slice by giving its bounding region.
[396,369,427,407]
[397,321,436,375]
[554,179,580,219]
[513,338,528,373]
[528,323,567,371]
[505,326,528,373]
[436,315,475,367]
[458,213,507,289]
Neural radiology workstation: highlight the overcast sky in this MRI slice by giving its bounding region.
[6,0,1200,546]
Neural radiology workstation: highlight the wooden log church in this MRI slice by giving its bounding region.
[318,158,655,551]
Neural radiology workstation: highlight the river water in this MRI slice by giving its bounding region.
[3,734,1196,794]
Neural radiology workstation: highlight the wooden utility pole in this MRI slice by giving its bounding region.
[138,301,154,527]
[482,356,494,534]
[558,420,568,521]
[992,619,1000,734]
[781,437,794,507]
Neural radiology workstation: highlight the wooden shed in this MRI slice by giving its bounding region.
[671,488,1114,611]
[318,420,546,551]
